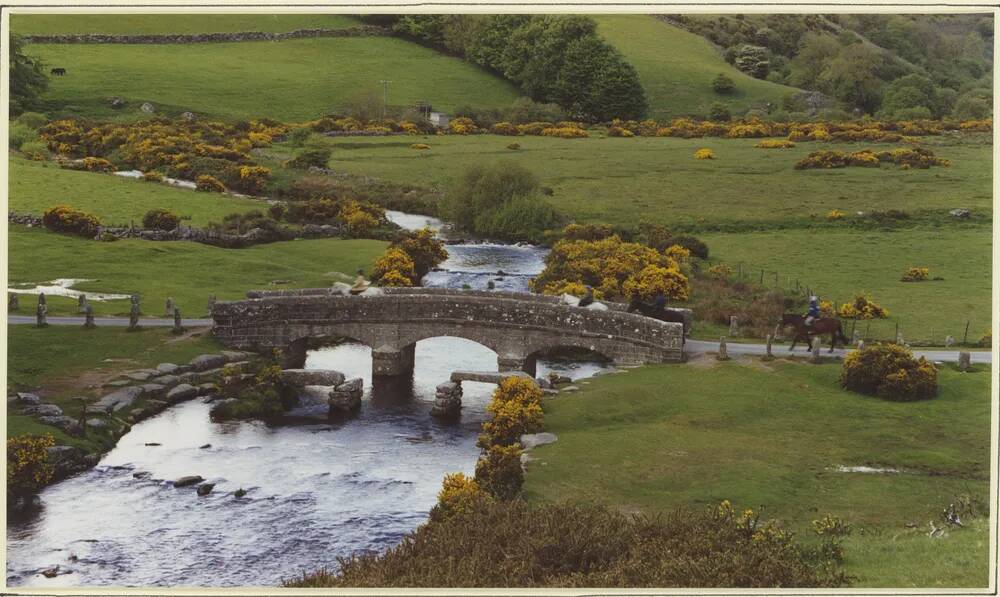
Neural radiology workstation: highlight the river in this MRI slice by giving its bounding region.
[6,212,612,588]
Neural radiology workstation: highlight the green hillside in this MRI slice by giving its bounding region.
[10,13,361,35]
[24,36,519,122]
[593,15,801,119]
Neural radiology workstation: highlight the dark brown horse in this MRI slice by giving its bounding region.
[780,313,849,352]
[627,296,688,338]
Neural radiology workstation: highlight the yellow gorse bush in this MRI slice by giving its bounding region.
[531,232,690,302]
[8,434,55,496]
[694,148,716,160]
[410,143,430,150]
[429,473,493,522]
[478,377,544,449]
[756,139,796,149]
[338,199,381,237]
[195,174,227,193]
[707,263,733,279]
[838,294,889,319]
[900,267,930,282]
[826,209,845,220]
[373,247,417,287]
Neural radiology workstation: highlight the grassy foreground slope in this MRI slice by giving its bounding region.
[593,15,800,119]
[9,157,264,226]
[8,227,386,318]
[25,37,519,121]
[10,14,360,35]
[523,359,992,587]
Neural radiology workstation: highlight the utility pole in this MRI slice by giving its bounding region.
[379,80,392,119]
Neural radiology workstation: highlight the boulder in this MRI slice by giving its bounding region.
[145,399,168,415]
[125,371,155,382]
[197,483,215,496]
[156,363,180,374]
[221,350,254,362]
[16,392,41,405]
[94,386,144,412]
[166,383,199,403]
[40,415,80,433]
[450,370,533,384]
[180,111,197,122]
[140,102,155,113]
[140,383,167,399]
[173,475,203,487]
[26,403,63,417]
[86,418,108,429]
[328,378,363,412]
[109,96,125,109]
[949,208,971,219]
[520,432,558,450]
[153,374,181,388]
[280,369,346,387]
[190,354,227,371]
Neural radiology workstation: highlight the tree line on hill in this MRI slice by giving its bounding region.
[359,14,648,122]
[672,14,993,120]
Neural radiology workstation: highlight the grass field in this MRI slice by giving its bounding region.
[6,325,224,452]
[8,226,386,318]
[24,37,519,122]
[297,133,993,229]
[702,227,994,342]
[523,358,992,587]
[9,157,265,226]
[593,15,800,120]
[10,13,361,35]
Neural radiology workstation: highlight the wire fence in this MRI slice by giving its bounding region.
[702,258,989,348]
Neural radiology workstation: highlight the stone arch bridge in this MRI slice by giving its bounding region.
[211,288,687,377]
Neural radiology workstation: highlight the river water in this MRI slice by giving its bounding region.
[6,212,611,588]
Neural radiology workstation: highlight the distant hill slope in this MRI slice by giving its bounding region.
[23,36,519,122]
[593,15,801,120]
[10,14,362,35]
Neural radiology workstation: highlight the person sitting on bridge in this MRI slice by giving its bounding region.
[652,291,667,313]
[804,295,820,328]
[349,269,370,295]
[577,285,595,308]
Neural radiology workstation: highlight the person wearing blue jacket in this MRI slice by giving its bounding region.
[805,295,820,328]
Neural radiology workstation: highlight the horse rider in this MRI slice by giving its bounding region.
[578,285,595,307]
[651,291,667,313]
[349,268,370,295]
[804,295,820,328]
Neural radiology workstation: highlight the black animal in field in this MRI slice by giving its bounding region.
[50,67,66,76]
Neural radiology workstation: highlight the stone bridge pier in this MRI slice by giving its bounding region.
[213,288,686,381]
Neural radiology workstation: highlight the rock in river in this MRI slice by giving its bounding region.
[173,475,204,487]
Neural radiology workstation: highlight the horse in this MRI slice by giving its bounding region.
[627,296,688,336]
[780,313,849,353]
[50,67,66,76]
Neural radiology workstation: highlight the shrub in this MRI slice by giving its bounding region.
[449,117,480,135]
[7,434,55,497]
[532,234,690,302]
[285,148,331,170]
[410,143,430,150]
[694,148,716,160]
[81,157,115,172]
[837,294,889,319]
[607,126,634,137]
[540,280,604,298]
[826,210,845,220]
[373,247,418,286]
[288,127,313,147]
[517,122,554,136]
[709,102,731,122]
[16,111,49,130]
[236,165,272,194]
[900,267,929,282]
[478,377,544,448]
[979,330,991,348]
[210,387,285,421]
[9,123,37,150]
[339,199,382,237]
[490,122,520,136]
[391,227,447,278]
[507,142,521,150]
[541,126,589,138]
[474,444,524,500]
[622,263,691,302]
[42,205,100,237]
[195,175,227,193]
[428,473,493,523]
[267,203,286,221]
[755,139,795,149]
[142,170,164,182]
[708,264,733,279]
[142,208,180,231]
[670,235,710,259]
[841,343,938,401]
[288,500,849,588]
[712,73,735,94]
[19,141,49,160]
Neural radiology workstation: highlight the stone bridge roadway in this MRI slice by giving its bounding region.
[211,288,689,377]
